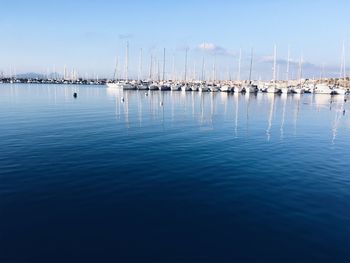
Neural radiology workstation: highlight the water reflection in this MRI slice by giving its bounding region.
[1,84,348,144]
[105,88,349,144]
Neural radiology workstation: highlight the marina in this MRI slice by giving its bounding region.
[2,0,350,262]
[1,83,350,262]
[1,77,348,95]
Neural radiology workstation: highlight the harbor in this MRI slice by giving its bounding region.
[1,76,349,95]
[105,78,350,95]
[2,0,350,262]
[2,43,349,96]
[1,83,350,262]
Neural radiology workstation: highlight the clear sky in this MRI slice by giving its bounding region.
[1,0,349,80]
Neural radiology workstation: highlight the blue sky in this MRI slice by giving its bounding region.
[0,0,349,80]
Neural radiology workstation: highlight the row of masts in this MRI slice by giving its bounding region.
[113,42,340,84]
[1,43,347,83]
[116,43,245,83]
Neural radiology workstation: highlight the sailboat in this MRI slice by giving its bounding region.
[207,57,219,92]
[314,84,335,94]
[280,47,291,94]
[245,48,258,93]
[291,56,305,94]
[220,85,232,92]
[171,83,181,91]
[107,41,135,90]
[106,56,120,88]
[199,84,209,92]
[333,41,347,95]
[136,48,149,90]
[313,57,335,94]
[235,49,244,93]
[181,48,192,91]
[267,45,281,93]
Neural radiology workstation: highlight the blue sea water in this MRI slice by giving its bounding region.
[0,84,350,262]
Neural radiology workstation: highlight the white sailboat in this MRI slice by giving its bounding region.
[235,49,245,93]
[267,45,281,93]
[181,84,192,91]
[149,83,159,90]
[137,48,143,82]
[333,41,347,95]
[181,48,191,91]
[107,41,135,89]
[291,56,305,94]
[245,48,258,93]
[199,84,209,92]
[314,84,335,94]
[171,83,181,91]
[281,47,291,94]
[106,56,119,88]
[220,85,232,92]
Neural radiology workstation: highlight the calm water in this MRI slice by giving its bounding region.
[1,84,350,262]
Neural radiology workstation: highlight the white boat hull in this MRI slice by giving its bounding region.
[267,86,281,93]
[106,83,121,88]
[199,86,209,92]
[292,88,304,94]
[333,88,346,95]
[148,85,159,90]
[247,86,258,93]
[280,87,290,94]
[122,84,136,90]
[220,85,232,92]
[314,85,334,94]
[137,84,149,90]
[171,85,181,91]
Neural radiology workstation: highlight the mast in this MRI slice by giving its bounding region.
[184,48,188,83]
[149,54,153,80]
[340,41,344,79]
[286,46,290,86]
[157,58,160,81]
[237,48,242,81]
[340,41,346,83]
[298,55,303,86]
[138,48,142,81]
[248,48,253,83]
[201,56,205,81]
[193,61,196,81]
[63,65,67,80]
[226,63,230,81]
[125,41,129,81]
[273,44,277,84]
[321,63,325,81]
[113,55,118,81]
[212,56,216,82]
[172,53,175,81]
[162,48,166,81]
[53,64,56,80]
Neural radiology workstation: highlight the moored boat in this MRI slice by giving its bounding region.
[314,84,335,94]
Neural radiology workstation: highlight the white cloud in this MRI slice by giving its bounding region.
[197,42,232,56]
[198,42,217,51]
[260,56,298,65]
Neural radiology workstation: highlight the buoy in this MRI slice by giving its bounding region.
[160,101,163,106]
[145,93,148,96]
[121,97,125,102]
[73,92,77,98]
